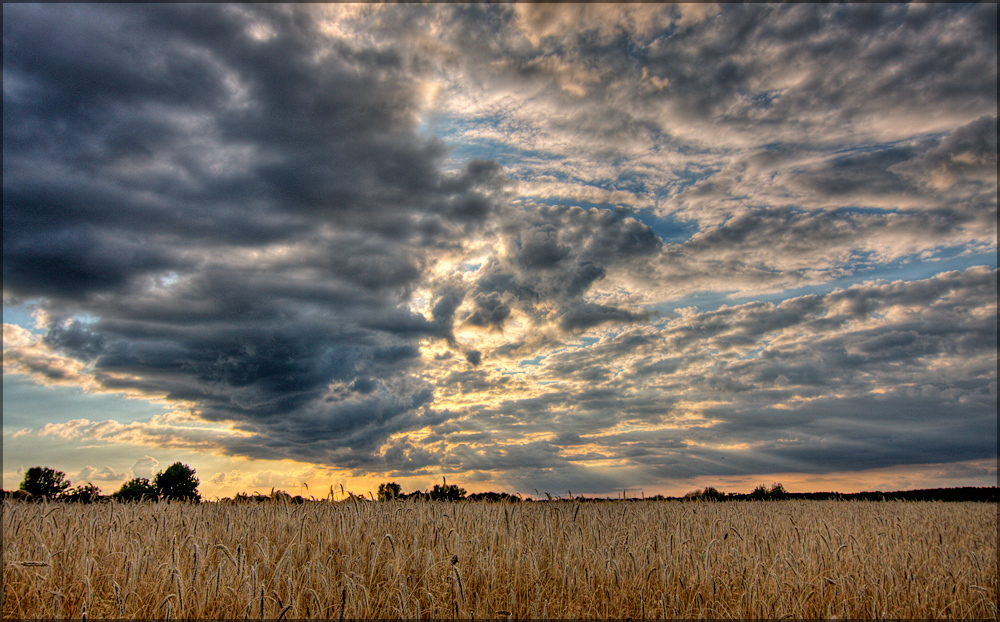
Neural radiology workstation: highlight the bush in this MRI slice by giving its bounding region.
[466,491,521,502]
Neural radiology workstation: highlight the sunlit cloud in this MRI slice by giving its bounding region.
[76,465,129,484]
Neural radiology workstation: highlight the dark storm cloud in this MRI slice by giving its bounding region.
[893,115,999,190]
[779,117,999,207]
[796,147,920,198]
[557,303,650,333]
[463,204,661,336]
[464,292,512,330]
[2,4,499,465]
[696,392,998,474]
[3,4,501,269]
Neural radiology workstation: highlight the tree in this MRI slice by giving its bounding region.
[683,488,703,500]
[769,482,788,500]
[113,477,158,502]
[702,486,725,501]
[378,482,402,501]
[749,482,787,500]
[154,462,200,502]
[19,466,71,500]
[429,483,466,501]
[685,486,725,501]
[64,482,101,503]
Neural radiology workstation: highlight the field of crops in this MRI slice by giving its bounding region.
[3,499,996,619]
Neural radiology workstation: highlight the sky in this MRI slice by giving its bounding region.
[3,3,997,499]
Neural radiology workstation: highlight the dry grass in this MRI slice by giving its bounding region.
[3,499,996,619]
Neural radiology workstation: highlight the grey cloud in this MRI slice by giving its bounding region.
[464,269,996,480]
[449,5,992,209]
[464,292,512,330]
[701,393,998,473]
[892,115,999,190]
[449,3,995,147]
[657,4,997,131]
[433,3,995,284]
[795,147,920,198]
[847,330,930,359]
[430,286,466,344]
[466,204,661,339]
[365,5,995,482]
[2,4,500,464]
[515,223,570,269]
[564,260,606,298]
[441,369,507,396]
[670,200,990,285]
[558,303,650,333]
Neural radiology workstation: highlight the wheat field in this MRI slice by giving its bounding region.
[3,499,996,619]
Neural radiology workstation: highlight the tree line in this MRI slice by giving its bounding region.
[653,483,998,503]
[376,480,520,502]
[3,466,996,503]
[3,463,200,502]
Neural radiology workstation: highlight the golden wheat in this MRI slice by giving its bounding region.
[3,499,996,619]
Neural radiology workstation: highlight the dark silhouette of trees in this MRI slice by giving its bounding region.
[63,482,101,503]
[268,489,305,504]
[429,483,466,501]
[7,463,994,505]
[466,491,521,502]
[154,462,200,501]
[115,469,206,503]
[113,477,158,502]
[19,466,71,500]
[373,481,470,501]
[749,482,788,500]
[684,486,726,501]
[378,482,402,501]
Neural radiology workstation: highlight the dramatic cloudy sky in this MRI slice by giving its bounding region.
[3,4,997,498]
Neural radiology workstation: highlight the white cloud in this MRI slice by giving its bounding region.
[130,456,159,481]
[76,465,128,483]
